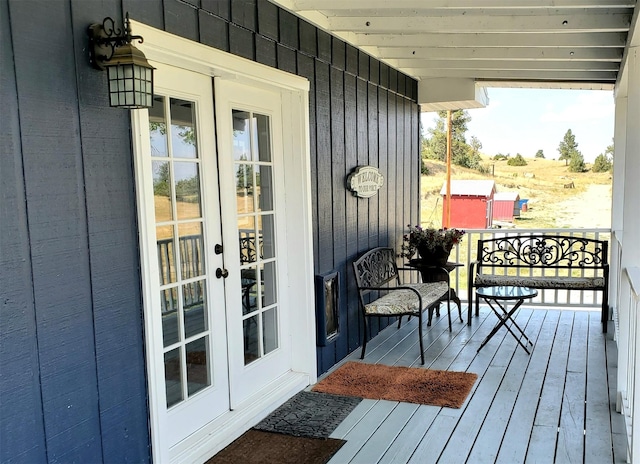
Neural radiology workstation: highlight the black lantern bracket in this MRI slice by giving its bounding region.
[88,13,143,70]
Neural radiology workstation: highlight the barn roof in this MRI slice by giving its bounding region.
[440,180,496,197]
[494,191,520,202]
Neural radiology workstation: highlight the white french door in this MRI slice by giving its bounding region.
[215,79,291,408]
[135,63,298,460]
[135,64,230,454]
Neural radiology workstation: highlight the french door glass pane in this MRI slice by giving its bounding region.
[254,114,271,162]
[234,163,255,214]
[165,348,183,407]
[174,162,202,219]
[243,316,259,364]
[240,267,258,316]
[232,110,251,161]
[259,215,275,260]
[263,308,278,354]
[238,219,258,265]
[161,287,179,347]
[262,261,277,307]
[183,280,206,338]
[153,161,173,222]
[149,96,168,157]
[178,223,204,279]
[170,98,197,159]
[235,162,252,191]
[256,166,273,211]
[186,336,210,395]
[157,225,176,284]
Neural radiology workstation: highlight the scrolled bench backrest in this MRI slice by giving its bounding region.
[353,247,399,291]
[477,235,608,270]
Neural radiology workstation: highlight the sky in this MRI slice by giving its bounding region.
[420,88,615,163]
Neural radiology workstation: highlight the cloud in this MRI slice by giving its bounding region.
[540,91,614,124]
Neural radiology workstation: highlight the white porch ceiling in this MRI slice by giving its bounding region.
[269,0,638,109]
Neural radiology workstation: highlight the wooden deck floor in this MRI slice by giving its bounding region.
[324,306,627,464]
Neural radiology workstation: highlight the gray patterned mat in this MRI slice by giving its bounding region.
[253,391,362,438]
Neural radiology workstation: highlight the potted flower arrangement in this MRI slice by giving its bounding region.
[399,224,465,265]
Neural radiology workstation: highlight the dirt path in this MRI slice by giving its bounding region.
[552,183,612,228]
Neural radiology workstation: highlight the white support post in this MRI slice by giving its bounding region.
[623,46,640,269]
[625,45,640,464]
[611,97,627,334]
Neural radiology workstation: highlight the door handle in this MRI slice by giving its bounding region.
[216,268,229,279]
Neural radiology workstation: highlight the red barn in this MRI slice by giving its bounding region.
[493,191,521,222]
[440,180,496,229]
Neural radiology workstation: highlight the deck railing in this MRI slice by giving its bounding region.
[444,227,611,309]
[617,264,640,462]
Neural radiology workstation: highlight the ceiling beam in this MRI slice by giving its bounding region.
[480,81,614,89]
[354,32,629,48]
[377,47,623,61]
[394,60,619,70]
[328,14,631,33]
[290,0,635,10]
[405,68,617,79]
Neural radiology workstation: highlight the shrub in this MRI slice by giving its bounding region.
[568,153,586,173]
[507,154,527,166]
[477,164,492,175]
[592,154,612,173]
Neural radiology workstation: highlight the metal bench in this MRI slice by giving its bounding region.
[353,247,454,364]
[468,235,609,332]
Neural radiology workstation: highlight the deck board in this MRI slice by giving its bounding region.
[330,400,397,462]
[377,406,438,464]
[467,310,548,463]
[556,311,589,463]
[323,306,625,463]
[350,402,419,463]
[495,310,562,464]
[585,314,616,463]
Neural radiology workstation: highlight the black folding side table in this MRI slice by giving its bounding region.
[476,286,537,354]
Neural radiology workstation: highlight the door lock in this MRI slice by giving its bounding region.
[214,244,223,254]
[216,268,229,279]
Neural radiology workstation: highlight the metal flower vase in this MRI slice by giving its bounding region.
[416,245,451,266]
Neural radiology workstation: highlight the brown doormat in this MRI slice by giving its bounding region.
[312,361,477,409]
[205,430,345,464]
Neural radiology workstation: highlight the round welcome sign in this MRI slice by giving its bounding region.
[346,165,384,198]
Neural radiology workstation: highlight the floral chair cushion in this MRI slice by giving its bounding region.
[364,281,449,316]
[475,274,605,290]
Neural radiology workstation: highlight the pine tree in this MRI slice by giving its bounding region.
[422,110,480,168]
[557,129,579,166]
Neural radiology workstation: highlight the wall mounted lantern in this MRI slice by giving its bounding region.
[88,13,154,109]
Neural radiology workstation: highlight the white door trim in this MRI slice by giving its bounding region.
[130,21,317,464]
[131,20,309,93]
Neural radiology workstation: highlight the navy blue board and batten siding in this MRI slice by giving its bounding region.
[1,0,420,461]
[1,0,47,461]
